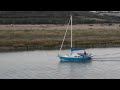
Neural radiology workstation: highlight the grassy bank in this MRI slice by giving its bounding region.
[0,28,120,52]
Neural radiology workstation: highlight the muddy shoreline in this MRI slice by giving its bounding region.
[0,44,120,52]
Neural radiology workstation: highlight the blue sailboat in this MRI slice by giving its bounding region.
[58,15,92,61]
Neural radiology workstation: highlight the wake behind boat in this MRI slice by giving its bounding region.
[58,15,93,61]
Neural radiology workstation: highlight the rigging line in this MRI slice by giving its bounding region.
[58,17,71,55]
[70,15,73,55]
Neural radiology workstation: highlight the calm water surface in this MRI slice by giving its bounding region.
[0,48,120,79]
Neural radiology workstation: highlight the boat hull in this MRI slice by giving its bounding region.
[58,56,91,61]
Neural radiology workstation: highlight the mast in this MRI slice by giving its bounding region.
[71,15,72,48]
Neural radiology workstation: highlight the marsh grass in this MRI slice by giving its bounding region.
[0,29,120,51]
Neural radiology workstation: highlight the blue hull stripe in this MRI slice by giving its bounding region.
[59,56,91,61]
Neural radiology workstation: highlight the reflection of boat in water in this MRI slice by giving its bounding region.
[58,15,93,61]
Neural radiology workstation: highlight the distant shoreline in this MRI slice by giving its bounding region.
[0,23,120,30]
